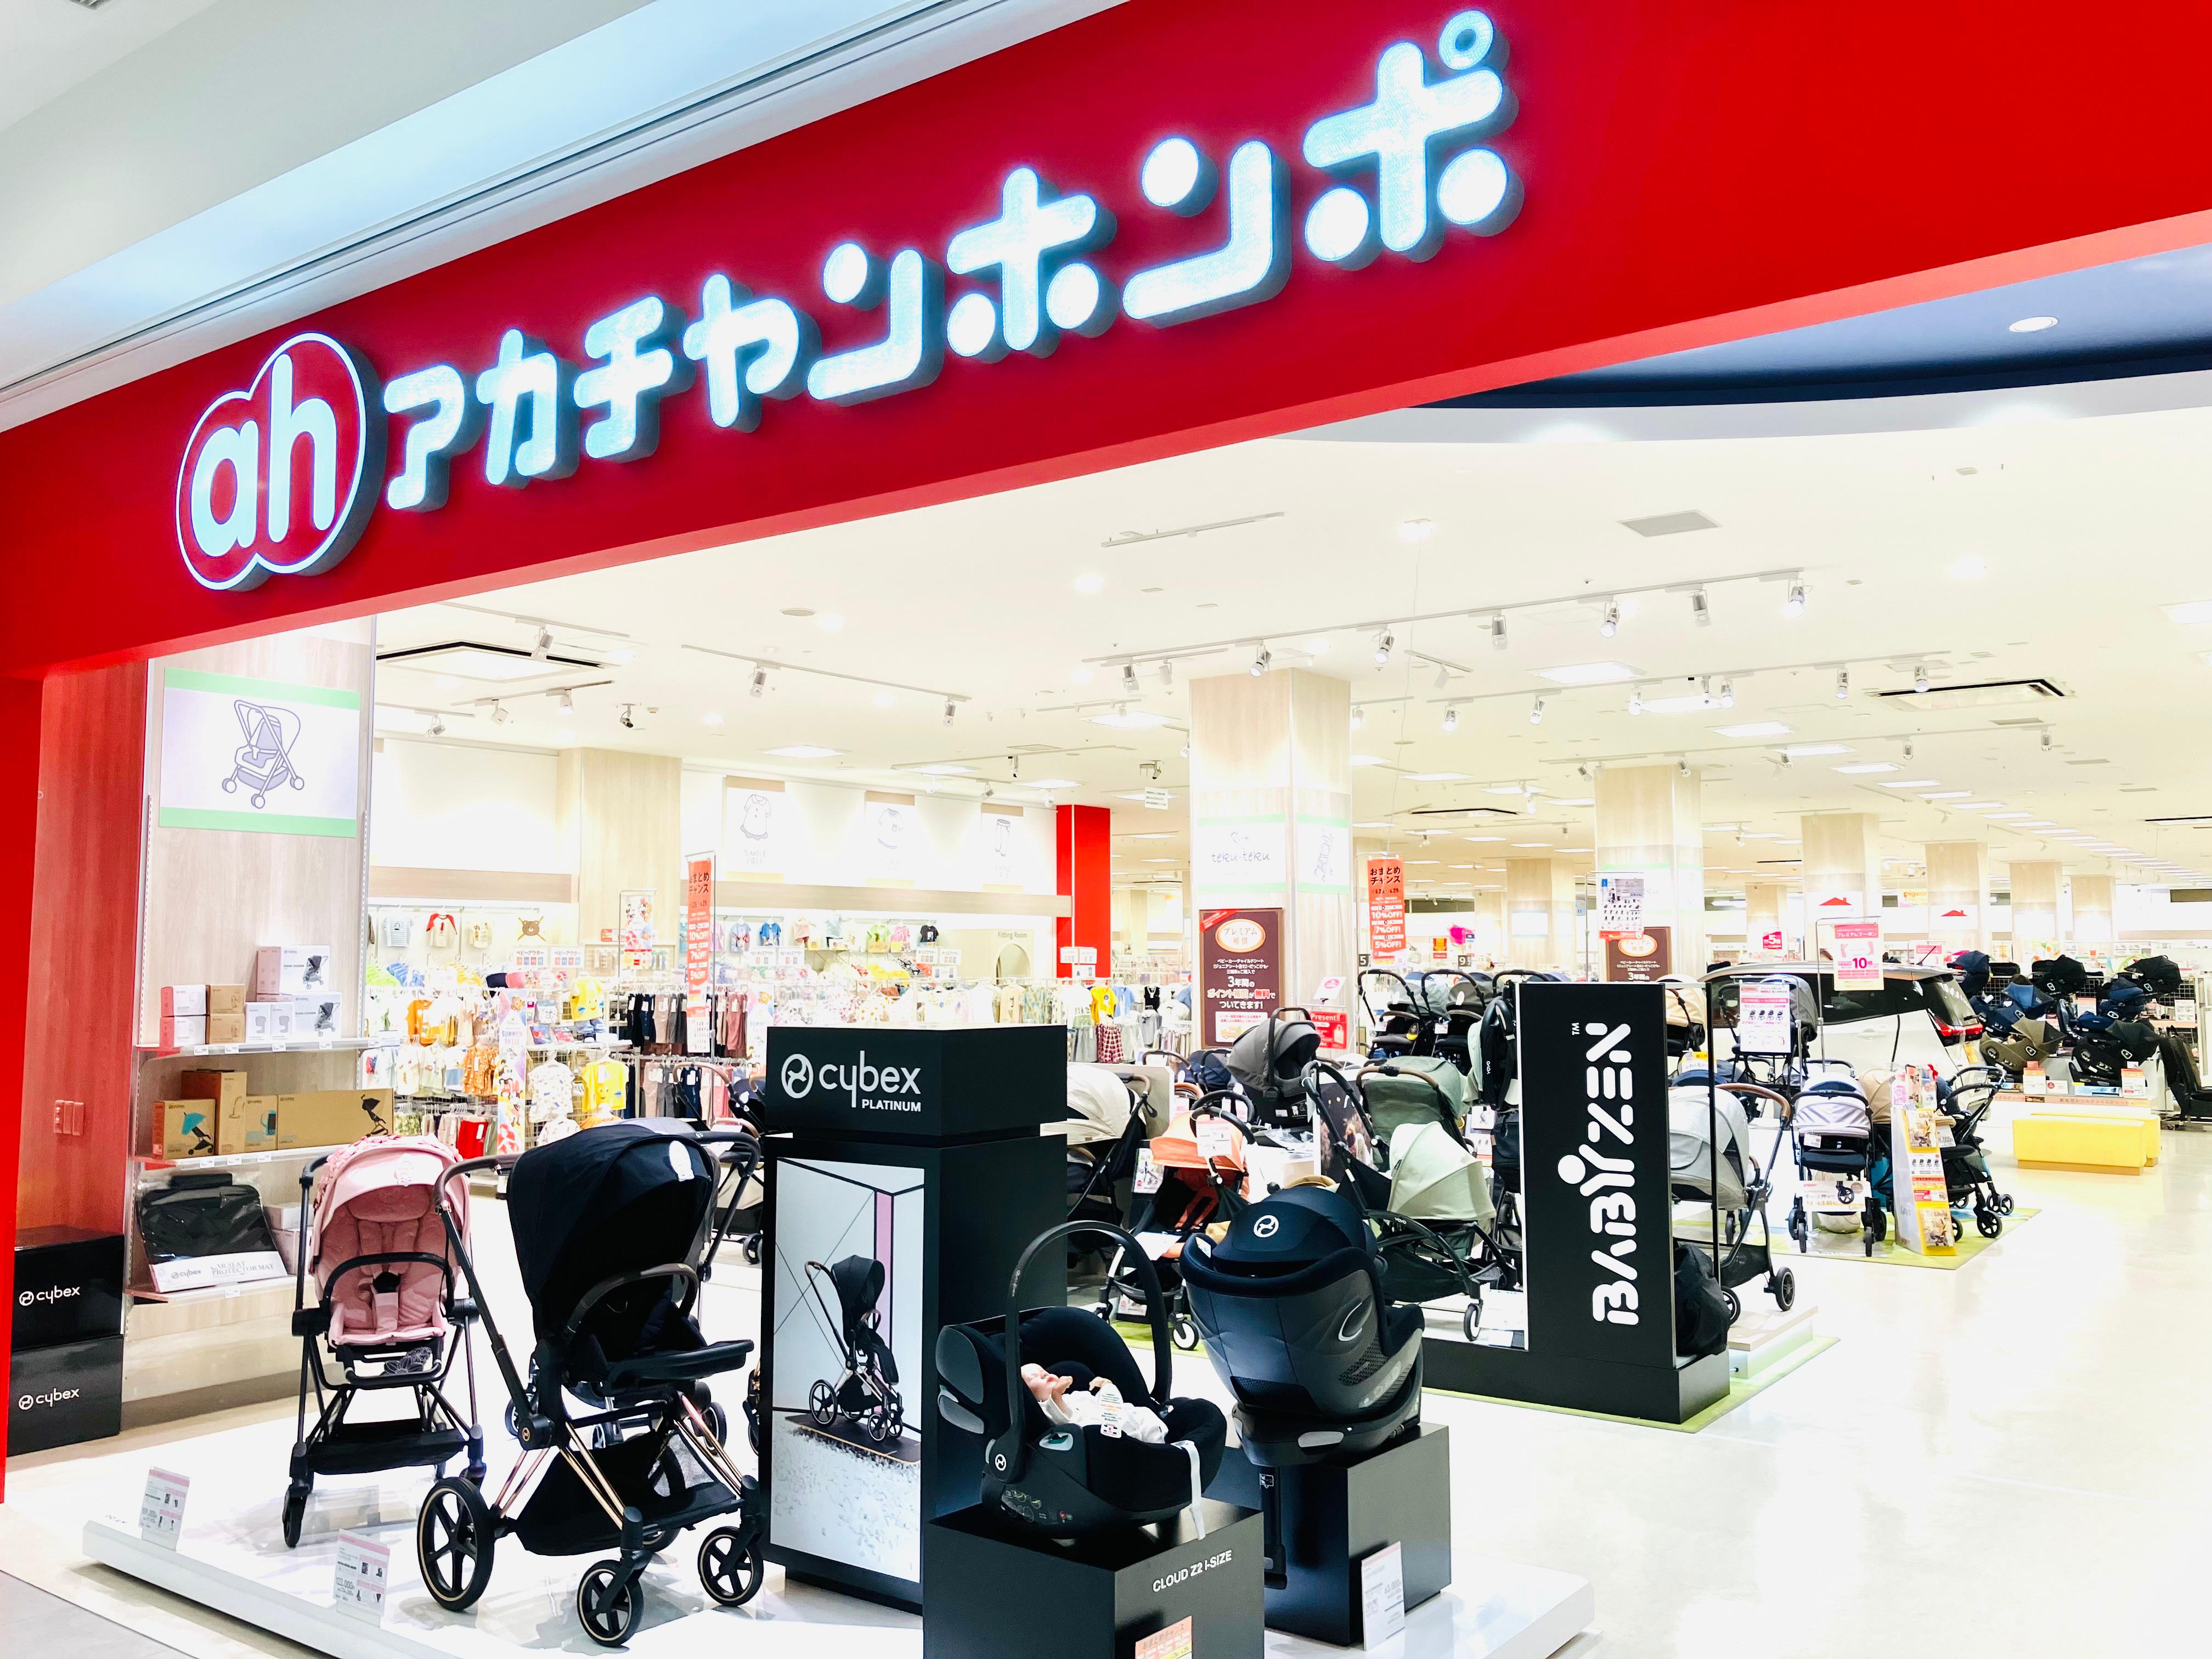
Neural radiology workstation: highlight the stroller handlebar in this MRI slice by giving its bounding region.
[559,1263,700,1346]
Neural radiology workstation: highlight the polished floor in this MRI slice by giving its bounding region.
[5,1136,2208,1657]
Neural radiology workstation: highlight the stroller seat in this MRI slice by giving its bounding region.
[318,1182,453,1349]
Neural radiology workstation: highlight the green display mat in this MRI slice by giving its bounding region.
[1429,1334,1838,1434]
[1782,1204,2039,1271]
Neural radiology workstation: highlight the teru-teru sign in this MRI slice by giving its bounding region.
[174,10,1521,592]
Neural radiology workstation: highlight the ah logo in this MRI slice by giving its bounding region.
[174,333,383,591]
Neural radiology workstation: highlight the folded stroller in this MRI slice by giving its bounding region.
[1926,1066,2014,1236]
[936,1222,1227,1538]
[284,1136,482,1548]
[1668,1071,1795,1316]
[413,1122,766,1646]
[801,1255,904,1443]
[1226,1008,1321,1128]
[1182,1187,1424,1585]
[1785,1073,1886,1256]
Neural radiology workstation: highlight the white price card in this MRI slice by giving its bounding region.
[1359,1539,1407,1644]
[139,1467,189,1548]
[1194,1118,1237,1161]
[1736,982,1794,1056]
[334,1531,391,1622]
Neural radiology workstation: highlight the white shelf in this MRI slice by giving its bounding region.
[137,1036,387,1061]
[132,1142,353,1178]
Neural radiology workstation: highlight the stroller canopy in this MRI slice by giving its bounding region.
[1363,1057,1466,1142]
[1385,1122,1494,1224]
[1793,1078,1871,1140]
[1062,1064,1137,1147]
[309,1135,468,1346]
[1950,950,1993,999]
[1227,1013,1319,1103]
[1666,1085,1751,1212]
[1152,1110,1250,1172]
[507,1121,718,1340]
[826,1255,885,1342]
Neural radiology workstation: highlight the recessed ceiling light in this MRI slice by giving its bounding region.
[1955,802,2006,810]
[1398,518,1435,543]
[1464,836,1506,843]
[606,648,635,665]
[2008,315,2059,333]
[1406,771,1467,782]
[1985,811,2034,820]
[1351,754,1386,768]
[1551,797,1595,806]
[1880,778,1940,788]
[2016,820,2056,827]
[1028,777,1078,789]
[1407,860,1442,866]
[1920,790,1972,800]
[1353,820,1395,829]
[1536,661,1637,686]
[2162,600,2212,625]
[1091,709,1171,729]
[1834,762,1898,775]
[815,613,846,632]
[872,690,896,708]
[1783,743,1851,757]
[1714,721,1791,738]
[768,744,842,759]
[701,711,725,726]
[1073,573,1106,595]
[1948,555,1989,582]
[1511,842,1551,848]
[1071,666,1095,684]
[1119,831,1175,840]
[780,607,816,618]
[1448,864,1476,870]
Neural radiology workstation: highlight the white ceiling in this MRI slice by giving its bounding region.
[373,397,2212,896]
[0,0,219,136]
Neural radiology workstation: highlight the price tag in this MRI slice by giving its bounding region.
[1133,1146,1163,1194]
[139,1467,189,1548]
[333,1531,391,1622]
[1194,1118,1236,1161]
[1359,1541,1407,1643]
[1135,1615,1193,1659]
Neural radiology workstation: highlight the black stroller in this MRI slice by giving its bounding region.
[801,1255,905,1443]
[1357,969,1429,1061]
[413,1122,767,1646]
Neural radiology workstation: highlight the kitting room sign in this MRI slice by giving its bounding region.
[1200,907,1283,1045]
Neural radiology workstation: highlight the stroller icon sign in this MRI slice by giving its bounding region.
[221,699,308,810]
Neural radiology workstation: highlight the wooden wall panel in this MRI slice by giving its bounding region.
[559,748,683,951]
[138,623,374,1042]
[18,662,148,1234]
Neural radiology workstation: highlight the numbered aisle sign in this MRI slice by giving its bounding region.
[334,1531,392,1622]
[1360,1540,1407,1643]
[139,1468,189,1547]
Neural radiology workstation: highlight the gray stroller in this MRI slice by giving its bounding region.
[1668,1070,1795,1317]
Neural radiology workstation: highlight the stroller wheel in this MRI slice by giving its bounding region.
[281,1481,309,1549]
[886,1395,906,1440]
[1461,1291,1484,1342]
[1773,1268,1796,1312]
[289,775,305,790]
[1723,1289,1741,1325]
[1976,1208,2004,1239]
[706,1403,729,1447]
[417,1477,495,1611]
[742,1233,761,1266]
[1171,1315,1200,1352]
[698,1527,765,1607]
[1996,1192,2017,1216]
[250,792,266,809]
[863,1402,893,1442]
[807,1379,837,1427]
[576,1562,644,1647]
[222,778,236,793]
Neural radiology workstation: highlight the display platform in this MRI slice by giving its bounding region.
[1726,1299,1821,1378]
[78,1442,1593,1659]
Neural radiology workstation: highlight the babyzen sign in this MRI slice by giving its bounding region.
[171,10,1522,593]
[175,334,383,591]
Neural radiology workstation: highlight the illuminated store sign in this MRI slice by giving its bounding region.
[176,10,1520,587]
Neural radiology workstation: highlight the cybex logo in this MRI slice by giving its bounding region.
[780,1053,814,1098]
[781,1048,924,1113]
[19,1284,83,1306]
[174,333,383,591]
[18,1388,82,1409]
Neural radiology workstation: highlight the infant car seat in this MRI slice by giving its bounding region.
[1179,1187,1423,1468]
[935,1223,1226,1538]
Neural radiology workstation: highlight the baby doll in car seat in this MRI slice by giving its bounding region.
[1020,1362,1167,1443]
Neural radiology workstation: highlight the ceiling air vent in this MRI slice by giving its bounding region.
[1874,676,2064,712]
[1619,510,1717,538]
[377,640,602,681]
[1406,805,1520,819]
[2145,814,2212,823]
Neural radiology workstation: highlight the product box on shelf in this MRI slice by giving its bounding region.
[159,984,207,1018]
[255,945,334,998]
[223,1094,279,1155]
[179,1068,249,1112]
[290,993,343,1039]
[12,1227,124,1351]
[150,1099,219,1159]
[276,1089,393,1149]
[156,1014,207,1049]
[205,1012,246,1045]
[245,1001,295,1043]
[207,983,247,1016]
[7,1335,123,1455]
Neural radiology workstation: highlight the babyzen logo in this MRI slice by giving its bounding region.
[19,1284,83,1306]
[1554,1018,1644,1329]
[175,332,384,591]
[18,1387,83,1409]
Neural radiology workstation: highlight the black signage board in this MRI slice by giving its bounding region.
[762,1024,1064,1141]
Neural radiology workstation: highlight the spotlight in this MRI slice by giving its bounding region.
[2041,727,2054,751]
[1443,705,1459,734]
[1180,742,1191,758]
[1251,644,1272,676]
[1489,613,1508,651]
[1351,706,1364,731]
[1530,697,1546,725]
[1782,578,1807,619]
[490,702,510,726]
[750,668,768,698]
[556,690,574,717]
[1599,597,1620,639]
[944,698,957,727]
[1374,629,1395,665]
[1913,663,1930,693]
[1628,686,1644,715]
[1678,758,1691,778]
[1158,660,1173,689]
[1577,764,1590,781]
[1122,662,1140,695]
[1836,668,1850,701]
[982,785,996,802]
[428,714,447,737]
[1433,663,1450,690]
[1778,750,1792,768]
[618,704,636,730]
[1690,588,1711,628]
[532,626,552,659]
[1904,737,1916,760]
[1717,678,1736,709]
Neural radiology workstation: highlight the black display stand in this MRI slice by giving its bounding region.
[759,1024,1066,1610]
[1205,1424,1452,1645]
[9,1226,125,1454]
[1425,983,1731,1424]
[924,1499,1264,1659]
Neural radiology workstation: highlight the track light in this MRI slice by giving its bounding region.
[1628,686,1644,715]
[1782,578,1807,619]
[944,698,957,727]
[532,627,552,659]
[1489,613,1507,651]
[1913,663,1930,694]
[1677,758,1690,778]
[1690,588,1711,627]
[2041,727,2053,751]
[1351,706,1364,731]
[1374,629,1395,665]
[1717,678,1736,709]
[490,702,510,726]
[1158,660,1173,690]
[1577,764,1590,781]
[556,690,574,717]
[1122,662,1141,695]
[618,704,636,730]
[1433,663,1451,691]
[1529,696,1546,725]
[1835,668,1850,701]
[1443,705,1459,734]
[750,668,768,698]
[1904,737,1915,760]
[1778,750,1792,768]
[1251,643,1271,676]
[1599,597,1620,639]
[428,714,447,737]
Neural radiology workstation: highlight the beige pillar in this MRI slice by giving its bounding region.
[2070,873,2115,949]
[1505,857,1578,973]
[557,747,684,957]
[1925,841,1988,953]
[1744,880,1792,959]
[1801,811,1882,960]
[1593,763,1705,978]
[2007,860,2062,955]
[1189,668,1354,1028]
[1471,891,1507,963]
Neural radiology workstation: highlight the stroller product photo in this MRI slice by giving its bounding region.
[223,698,307,810]
[801,1255,905,1443]
[412,1121,768,1646]
[284,1136,482,1548]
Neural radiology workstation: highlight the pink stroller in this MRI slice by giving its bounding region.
[284,1135,483,1547]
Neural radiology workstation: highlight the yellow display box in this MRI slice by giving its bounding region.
[2028,1102,2162,1165]
[2014,1113,2153,1174]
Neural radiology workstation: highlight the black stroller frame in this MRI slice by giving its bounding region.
[412,1128,768,1647]
[283,1152,484,1549]
[1096,1091,1265,1351]
[1678,1074,1797,1322]
[800,1255,906,1444]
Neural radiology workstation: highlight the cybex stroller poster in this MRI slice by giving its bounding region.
[157,668,361,837]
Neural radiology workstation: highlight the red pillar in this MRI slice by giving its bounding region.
[1055,805,1110,980]
[0,672,46,1502]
